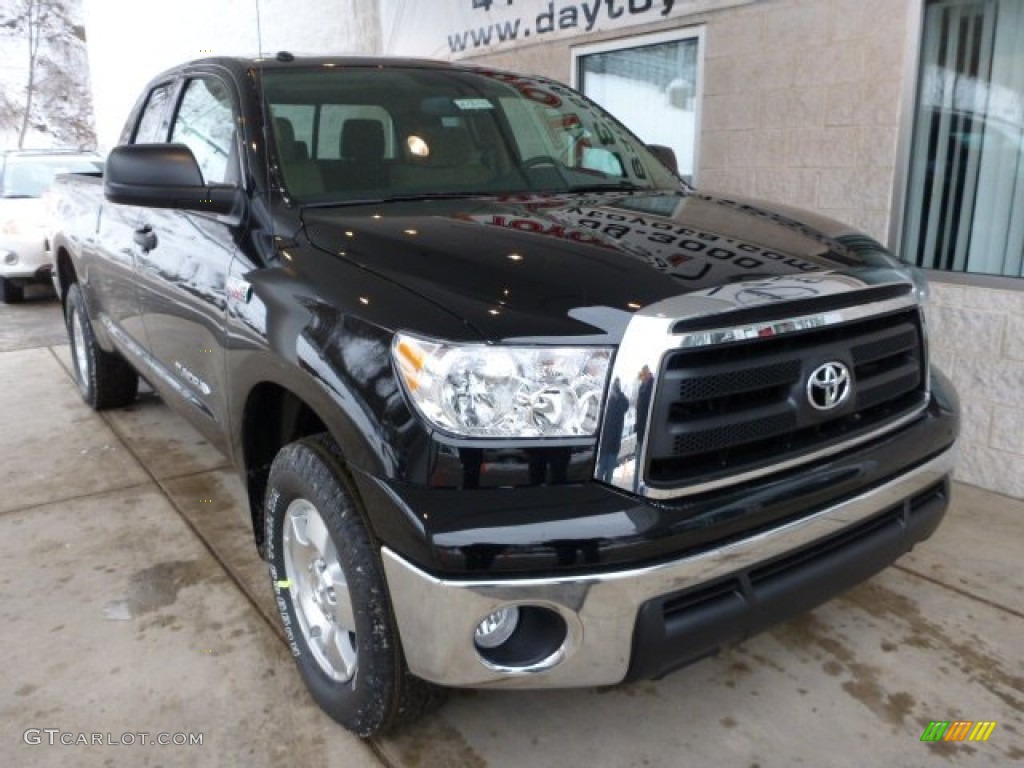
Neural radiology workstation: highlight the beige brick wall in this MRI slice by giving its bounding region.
[928,282,1024,499]
[700,0,912,242]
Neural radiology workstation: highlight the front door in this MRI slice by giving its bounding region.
[135,74,243,449]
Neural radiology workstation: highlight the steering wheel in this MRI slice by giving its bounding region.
[520,155,564,171]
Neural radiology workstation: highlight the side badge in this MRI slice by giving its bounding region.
[227,276,252,304]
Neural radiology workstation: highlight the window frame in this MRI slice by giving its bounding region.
[891,0,1024,288]
[570,25,706,185]
[168,74,244,188]
[131,80,179,145]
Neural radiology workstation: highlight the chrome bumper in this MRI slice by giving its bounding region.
[382,446,956,689]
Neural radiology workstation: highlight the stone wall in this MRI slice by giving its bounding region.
[699,0,912,243]
[928,282,1024,499]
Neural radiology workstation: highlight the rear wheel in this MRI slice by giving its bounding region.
[0,276,24,304]
[265,434,440,737]
[65,283,138,409]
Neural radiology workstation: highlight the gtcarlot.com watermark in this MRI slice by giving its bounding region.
[24,729,203,747]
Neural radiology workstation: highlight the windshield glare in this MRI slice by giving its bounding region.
[262,67,680,205]
[1,156,102,198]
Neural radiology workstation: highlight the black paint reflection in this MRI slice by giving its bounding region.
[597,377,628,483]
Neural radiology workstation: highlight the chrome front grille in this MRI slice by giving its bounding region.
[594,278,929,500]
[645,308,926,488]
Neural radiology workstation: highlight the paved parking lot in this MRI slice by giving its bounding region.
[1,294,1021,767]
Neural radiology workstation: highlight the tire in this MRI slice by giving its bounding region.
[65,283,139,409]
[0,276,24,304]
[265,434,441,737]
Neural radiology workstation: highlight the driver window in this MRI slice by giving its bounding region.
[171,78,239,185]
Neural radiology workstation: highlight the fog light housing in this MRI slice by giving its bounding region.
[2,250,17,266]
[473,606,520,649]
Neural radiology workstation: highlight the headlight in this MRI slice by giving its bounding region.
[1,218,45,237]
[393,332,612,438]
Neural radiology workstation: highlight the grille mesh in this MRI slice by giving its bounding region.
[677,361,801,402]
[644,308,926,488]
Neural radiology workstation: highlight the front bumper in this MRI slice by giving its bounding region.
[0,234,49,279]
[382,445,955,688]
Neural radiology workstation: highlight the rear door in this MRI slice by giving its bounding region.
[89,80,177,348]
[134,73,243,449]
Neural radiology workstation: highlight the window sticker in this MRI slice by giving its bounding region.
[454,98,494,110]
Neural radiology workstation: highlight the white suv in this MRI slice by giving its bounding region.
[1,149,102,303]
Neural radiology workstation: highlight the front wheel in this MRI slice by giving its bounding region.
[265,434,440,737]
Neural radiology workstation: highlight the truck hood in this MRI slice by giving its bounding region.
[301,190,912,343]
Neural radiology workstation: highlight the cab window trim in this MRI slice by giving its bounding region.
[131,79,180,145]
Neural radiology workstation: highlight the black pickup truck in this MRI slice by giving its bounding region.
[50,54,958,737]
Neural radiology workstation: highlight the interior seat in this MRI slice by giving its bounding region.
[338,119,387,190]
[273,116,323,198]
[392,122,492,190]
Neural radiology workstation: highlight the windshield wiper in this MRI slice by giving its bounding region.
[566,182,646,194]
[301,191,486,209]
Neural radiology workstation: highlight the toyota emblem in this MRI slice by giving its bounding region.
[807,361,852,411]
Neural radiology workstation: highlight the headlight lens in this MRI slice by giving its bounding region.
[2,217,45,237]
[393,332,612,438]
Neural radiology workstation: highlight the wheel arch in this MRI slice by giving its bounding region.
[239,378,384,557]
[54,244,77,306]
[241,381,326,555]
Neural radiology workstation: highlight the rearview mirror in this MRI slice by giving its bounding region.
[104,144,240,214]
[647,144,679,176]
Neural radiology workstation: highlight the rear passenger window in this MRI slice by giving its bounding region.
[134,83,175,144]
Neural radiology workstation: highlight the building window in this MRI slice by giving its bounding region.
[903,0,1024,278]
[572,28,703,184]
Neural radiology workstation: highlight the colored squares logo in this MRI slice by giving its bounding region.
[921,721,997,742]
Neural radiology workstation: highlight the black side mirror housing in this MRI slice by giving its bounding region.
[104,143,240,215]
[647,144,679,176]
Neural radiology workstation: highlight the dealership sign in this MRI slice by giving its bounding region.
[380,0,753,59]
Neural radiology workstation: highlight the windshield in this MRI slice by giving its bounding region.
[261,66,680,205]
[1,155,102,198]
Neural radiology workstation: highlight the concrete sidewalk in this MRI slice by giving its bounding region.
[1,298,1021,767]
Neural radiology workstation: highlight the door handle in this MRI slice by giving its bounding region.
[133,226,158,252]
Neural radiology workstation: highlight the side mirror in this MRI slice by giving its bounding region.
[647,144,679,176]
[104,143,240,214]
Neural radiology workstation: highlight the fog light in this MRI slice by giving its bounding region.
[2,251,17,266]
[473,606,520,649]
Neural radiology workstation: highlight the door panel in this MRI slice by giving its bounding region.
[135,75,241,447]
[88,81,176,347]
[136,206,234,443]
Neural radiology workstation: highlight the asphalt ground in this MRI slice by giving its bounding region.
[1,292,1021,767]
